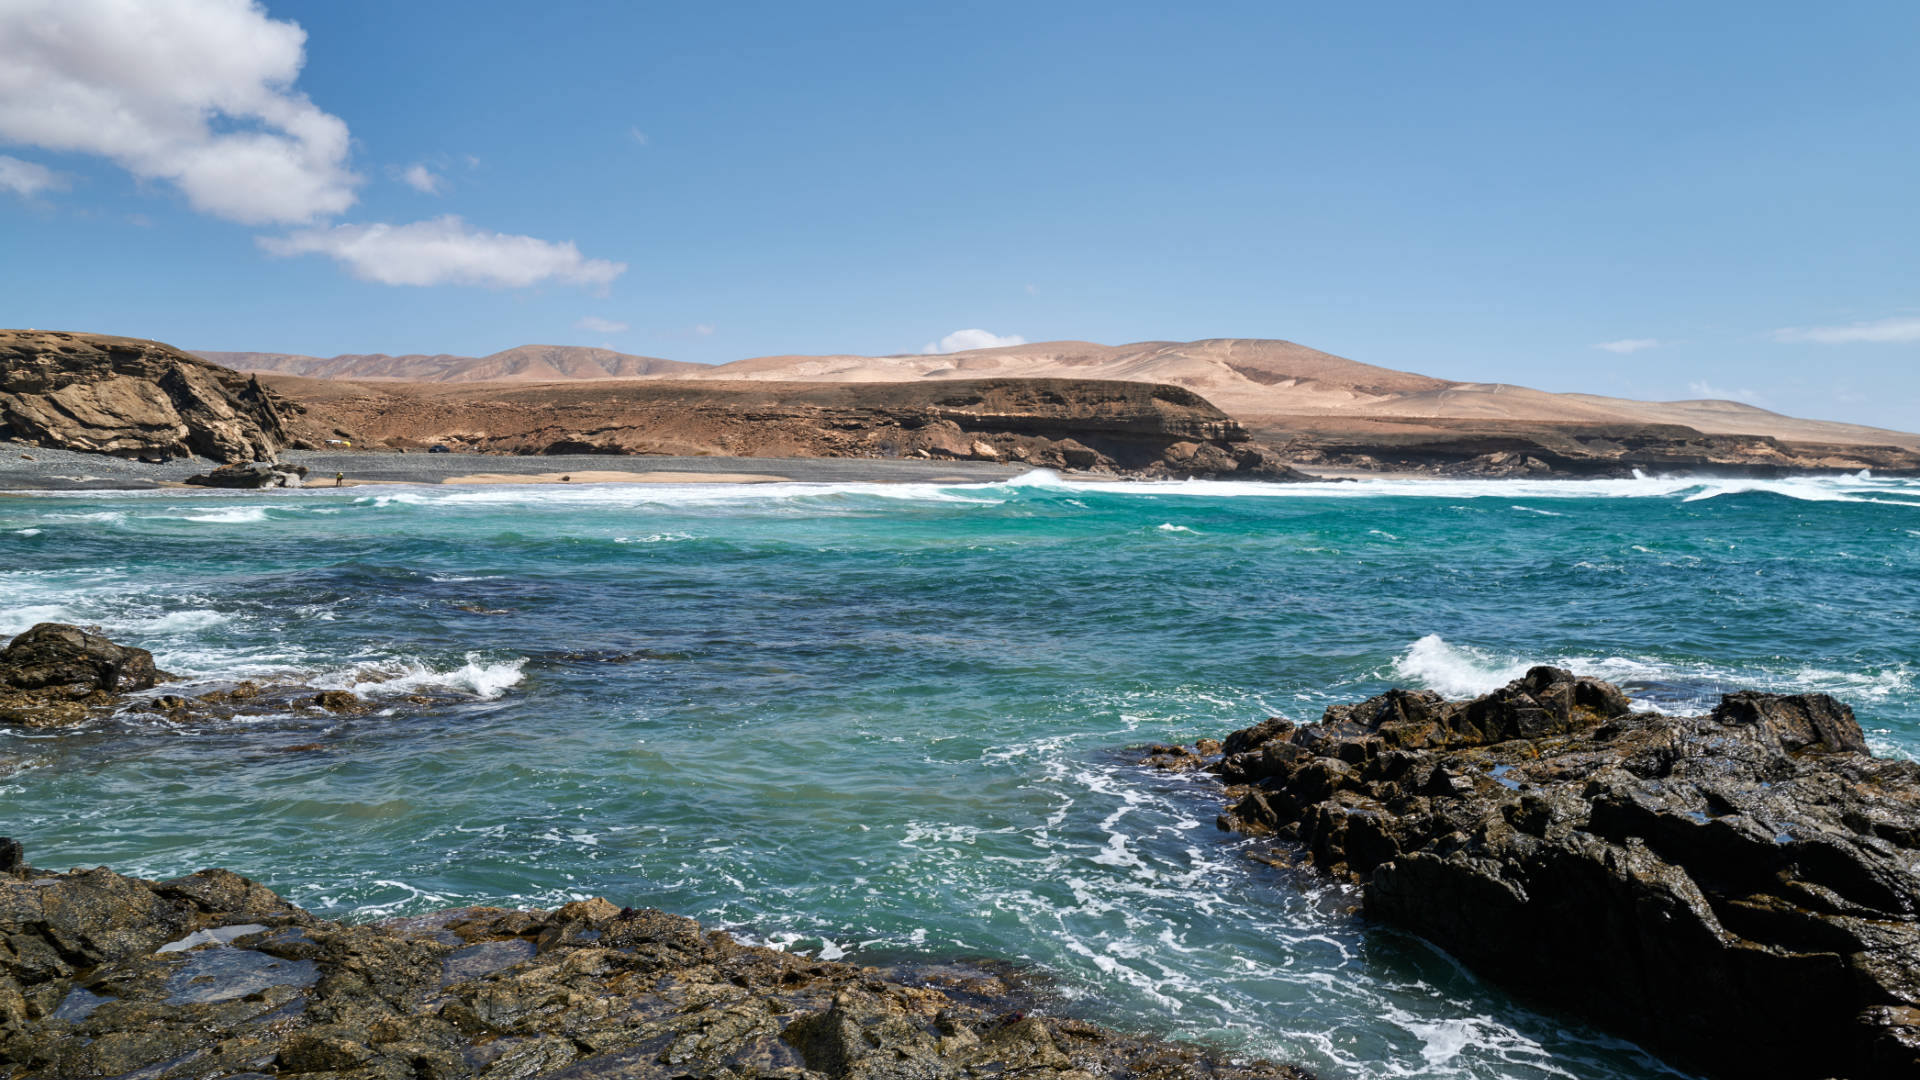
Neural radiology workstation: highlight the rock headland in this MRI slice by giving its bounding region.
[0,330,289,464]
[0,856,1313,1080]
[1145,668,1920,1078]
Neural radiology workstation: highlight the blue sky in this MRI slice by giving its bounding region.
[2,1,1917,428]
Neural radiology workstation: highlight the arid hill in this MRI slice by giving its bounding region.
[206,337,1920,455]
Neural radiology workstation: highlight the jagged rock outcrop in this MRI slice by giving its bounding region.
[1149,668,1920,1079]
[0,857,1313,1080]
[0,330,289,463]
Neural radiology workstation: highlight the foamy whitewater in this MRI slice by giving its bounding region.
[5,471,1919,1079]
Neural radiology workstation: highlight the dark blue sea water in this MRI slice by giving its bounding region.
[4,470,1918,1079]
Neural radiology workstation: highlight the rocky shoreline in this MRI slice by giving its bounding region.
[18,621,1920,1078]
[0,855,1313,1080]
[1143,668,1920,1079]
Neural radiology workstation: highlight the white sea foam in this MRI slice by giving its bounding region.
[1390,636,1914,718]
[178,507,270,524]
[1154,523,1197,534]
[1392,635,1534,697]
[0,604,76,636]
[134,609,229,634]
[311,654,526,701]
[13,528,41,536]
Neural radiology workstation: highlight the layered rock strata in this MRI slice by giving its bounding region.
[0,858,1312,1080]
[1145,668,1920,1078]
[1,330,290,463]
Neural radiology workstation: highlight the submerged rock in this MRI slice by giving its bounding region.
[1158,667,1920,1079]
[0,859,1314,1080]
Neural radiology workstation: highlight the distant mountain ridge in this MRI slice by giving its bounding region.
[198,337,1920,451]
[198,344,703,382]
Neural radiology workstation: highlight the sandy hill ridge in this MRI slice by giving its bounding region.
[199,345,702,382]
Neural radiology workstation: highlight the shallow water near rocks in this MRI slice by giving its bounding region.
[4,470,1918,1079]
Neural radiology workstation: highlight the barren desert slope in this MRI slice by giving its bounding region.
[204,337,1920,452]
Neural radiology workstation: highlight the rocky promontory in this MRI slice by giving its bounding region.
[1,330,290,463]
[0,856,1312,1080]
[1145,668,1920,1078]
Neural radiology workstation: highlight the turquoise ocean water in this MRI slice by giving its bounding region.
[4,470,1919,1079]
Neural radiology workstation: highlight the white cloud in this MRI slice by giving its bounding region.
[1771,316,1920,345]
[629,127,649,146]
[0,154,65,198]
[921,329,1028,354]
[259,215,627,288]
[692,322,716,336]
[399,163,445,194]
[1594,338,1662,354]
[1687,379,1768,406]
[0,0,358,225]
[576,316,629,333]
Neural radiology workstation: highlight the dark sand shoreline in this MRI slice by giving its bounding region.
[0,442,1033,492]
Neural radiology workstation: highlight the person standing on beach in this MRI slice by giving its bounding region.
[335,472,344,486]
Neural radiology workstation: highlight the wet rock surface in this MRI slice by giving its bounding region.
[0,623,476,731]
[0,623,168,728]
[1152,667,1920,1079]
[0,330,290,464]
[0,860,1312,1080]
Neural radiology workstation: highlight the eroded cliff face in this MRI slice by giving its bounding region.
[0,330,289,463]
[270,376,1311,480]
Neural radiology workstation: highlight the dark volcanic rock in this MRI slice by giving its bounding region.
[0,329,290,463]
[0,623,168,727]
[0,623,161,694]
[183,461,307,488]
[1162,667,1920,1079]
[0,861,1314,1080]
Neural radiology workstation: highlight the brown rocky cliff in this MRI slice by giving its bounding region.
[0,330,289,463]
[268,375,1309,479]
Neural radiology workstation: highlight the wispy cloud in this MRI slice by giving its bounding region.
[629,127,649,146]
[1687,379,1768,406]
[0,0,358,225]
[259,215,626,289]
[0,154,66,199]
[576,316,629,333]
[922,329,1027,355]
[1594,338,1663,354]
[692,323,715,336]
[397,163,445,195]
[1771,316,1920,345]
